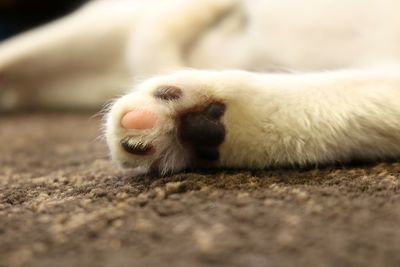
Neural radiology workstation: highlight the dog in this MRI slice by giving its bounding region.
[1,0,400,175]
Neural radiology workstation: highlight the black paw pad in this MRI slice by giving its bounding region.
[179,102,226,161]
[154,86,183,101]
[195,147,220,161]
[121,138,154,155]
[204,102,226,119]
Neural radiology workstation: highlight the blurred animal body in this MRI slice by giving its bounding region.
[1,0,400,174]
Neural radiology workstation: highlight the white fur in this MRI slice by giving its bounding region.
[1,0,400,173]
[2,0,400,109]
[0,0,234,110]
[107,68,400,173]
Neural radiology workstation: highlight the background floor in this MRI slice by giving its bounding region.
[1,113,400,267]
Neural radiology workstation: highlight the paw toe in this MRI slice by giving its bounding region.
[121,109,158,130]
[154,85,183,101]
[120,137,155,156]
[204,102,226,119]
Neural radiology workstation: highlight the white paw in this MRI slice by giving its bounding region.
[105,70,231,175]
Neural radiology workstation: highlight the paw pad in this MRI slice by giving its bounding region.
[121,109,158,130]
[179,102,226,161]
[121,137,155,155]
[112,81,228,173]
[154,85,183,101]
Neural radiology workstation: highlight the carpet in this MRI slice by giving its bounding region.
[1,113,400,267]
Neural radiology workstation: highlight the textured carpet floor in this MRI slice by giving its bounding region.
[1,113,400,267]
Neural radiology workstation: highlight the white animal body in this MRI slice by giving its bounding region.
[1,0,400,174]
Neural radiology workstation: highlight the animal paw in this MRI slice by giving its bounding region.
[105,70,233,175]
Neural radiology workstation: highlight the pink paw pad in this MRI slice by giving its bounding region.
[121,109,158,130]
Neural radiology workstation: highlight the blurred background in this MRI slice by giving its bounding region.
[0,0,88,41]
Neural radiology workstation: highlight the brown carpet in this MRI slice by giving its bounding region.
[1,113,400,267]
